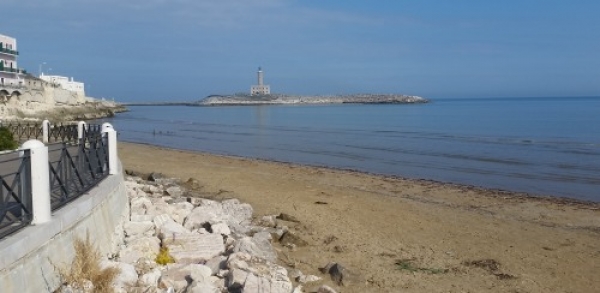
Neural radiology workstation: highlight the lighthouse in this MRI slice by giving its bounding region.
[250,66,270,96]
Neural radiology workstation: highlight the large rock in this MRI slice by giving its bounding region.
[184,199,254,231]
[124,221,155,238]
[99,260,138,289]
[119,237,161,264]
[139,268,162,287]
[221,199,253,223]
[164,234,225,264]
[131,197,153,216]
[233,235,277,263]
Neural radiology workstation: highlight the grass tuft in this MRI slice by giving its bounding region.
[56,233,120,293]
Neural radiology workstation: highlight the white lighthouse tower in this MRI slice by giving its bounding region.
[250,66,270,96]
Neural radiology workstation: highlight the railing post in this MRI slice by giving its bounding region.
[42,119,50,143]
[102,123,118,175]
[20,139,51,225]
[77,121,87,142]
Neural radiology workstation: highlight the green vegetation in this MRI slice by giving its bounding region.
[0,126,18,151]
[395,259,448,274]
[155,246,175,265]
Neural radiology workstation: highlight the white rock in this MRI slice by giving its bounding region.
[187,283,220,293]
[119,236,161,264]
[292,285,304,293]
[139,268,162,287]
[158,219,191,236]
[131,197,153,216]
[297,275,321,284]
[124,221,155,238]
[317,285,338,293]
[171,202,194,224]
[227,268,249,290]
[130,214,155,222]
[166,186,183,197]
[164,233,225,264]
[100,260,138,289]
[205,256,227,275]
[189,264,213,283]
[210,222,231,235]
[221,199,253,223]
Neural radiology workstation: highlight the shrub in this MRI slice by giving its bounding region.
[0,126,17,151]
[155,246,175,265]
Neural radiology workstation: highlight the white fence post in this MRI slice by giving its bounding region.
[77,121,87,142]
[42,119,50,143]
[20,139,51,225]
[102,123,118,175]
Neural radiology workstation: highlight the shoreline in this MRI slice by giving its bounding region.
[120,140,600,207]
[119,141,600,292]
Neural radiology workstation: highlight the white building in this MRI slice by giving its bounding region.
[39,73,85,97]
[0,34,25,86]
[250,67,270,95]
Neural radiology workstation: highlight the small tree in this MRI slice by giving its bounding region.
[0,126,17,151]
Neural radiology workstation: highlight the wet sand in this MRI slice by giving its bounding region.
[119,142,600,293]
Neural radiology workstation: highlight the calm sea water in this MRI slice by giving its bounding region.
[101,97,600,202]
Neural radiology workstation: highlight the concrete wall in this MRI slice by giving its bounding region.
[0,168,128,293]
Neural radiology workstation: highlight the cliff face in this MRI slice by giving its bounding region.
[200,93,428,105]
[0,76,126,121]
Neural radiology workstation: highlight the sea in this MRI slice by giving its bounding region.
[99,96,600,202]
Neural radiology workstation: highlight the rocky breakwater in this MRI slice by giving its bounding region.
[57,174,354,293]
[199,93,428,106]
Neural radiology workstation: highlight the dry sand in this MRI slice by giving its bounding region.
[119,142,600,293]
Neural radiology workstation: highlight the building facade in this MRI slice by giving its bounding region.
[39,73,85,97]
[250,67,270,95]
[0,34,25,86]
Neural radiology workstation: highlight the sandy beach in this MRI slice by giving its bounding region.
[119,142,600,293]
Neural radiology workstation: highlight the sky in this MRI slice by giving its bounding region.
[1,0,599,101]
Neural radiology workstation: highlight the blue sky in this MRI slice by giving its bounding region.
[1,0,599,101]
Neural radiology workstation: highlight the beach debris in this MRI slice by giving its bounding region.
[462,259,516,280]
[314,201,328,205]
[280,230,309,247]
[147,172,166,182]
[277,212,301,223]
[323,235,338,245]
[320,262,357,286]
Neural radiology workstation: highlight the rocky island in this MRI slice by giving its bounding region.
[199,93,428,106]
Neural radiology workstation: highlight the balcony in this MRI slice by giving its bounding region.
[0,47,19,56]
[0,66,26,74]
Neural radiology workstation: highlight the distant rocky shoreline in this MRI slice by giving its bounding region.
[124,94,428,107]
[200,94,428,106]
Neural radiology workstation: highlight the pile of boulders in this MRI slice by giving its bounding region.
[59,174,343,293]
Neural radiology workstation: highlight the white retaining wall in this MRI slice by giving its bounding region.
[0,166,128,292]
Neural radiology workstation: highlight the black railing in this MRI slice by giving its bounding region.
[0,122,43,142]
[48,123,79,144]
[0,150,32,239]
[0,122,112,239]
[0,47,19,55]
[48,132,108,210]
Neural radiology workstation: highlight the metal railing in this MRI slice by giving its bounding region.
[0,47,19,55]
[0,122,43,142]
[0,150,33,239]
[48,123,79,144]
[48,132,108,210]
[0,122,117,239]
